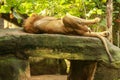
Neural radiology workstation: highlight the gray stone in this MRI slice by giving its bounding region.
[0,28,120,80]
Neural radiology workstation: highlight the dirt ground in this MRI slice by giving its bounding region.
[31,75,67,80]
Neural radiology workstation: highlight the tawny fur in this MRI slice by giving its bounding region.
[23,14,113,62]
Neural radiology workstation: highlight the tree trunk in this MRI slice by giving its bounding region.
[106,0,113,42]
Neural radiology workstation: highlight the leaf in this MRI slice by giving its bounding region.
[101,0,107,3]
[113,11,119,14]
[97,9,104,15]
[99,18,106,27]
[17,19,22,24]
[116,0,120,3]
[0,5,10,13]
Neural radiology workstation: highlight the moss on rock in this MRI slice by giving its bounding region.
[0,55,30,80]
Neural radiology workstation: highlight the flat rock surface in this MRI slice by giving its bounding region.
[0,28,120,64]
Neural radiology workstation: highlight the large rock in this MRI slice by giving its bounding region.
[0,54,30,80]
[0,28,120,80]
[0,28,120,64]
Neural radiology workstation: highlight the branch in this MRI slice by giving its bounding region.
[0,13,28,27]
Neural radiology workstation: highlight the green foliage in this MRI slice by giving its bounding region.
[0,0,110,31]
[116,0,120,3]
[0,0,106,17]
[113,1,120,18]
[0,5,10,13]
